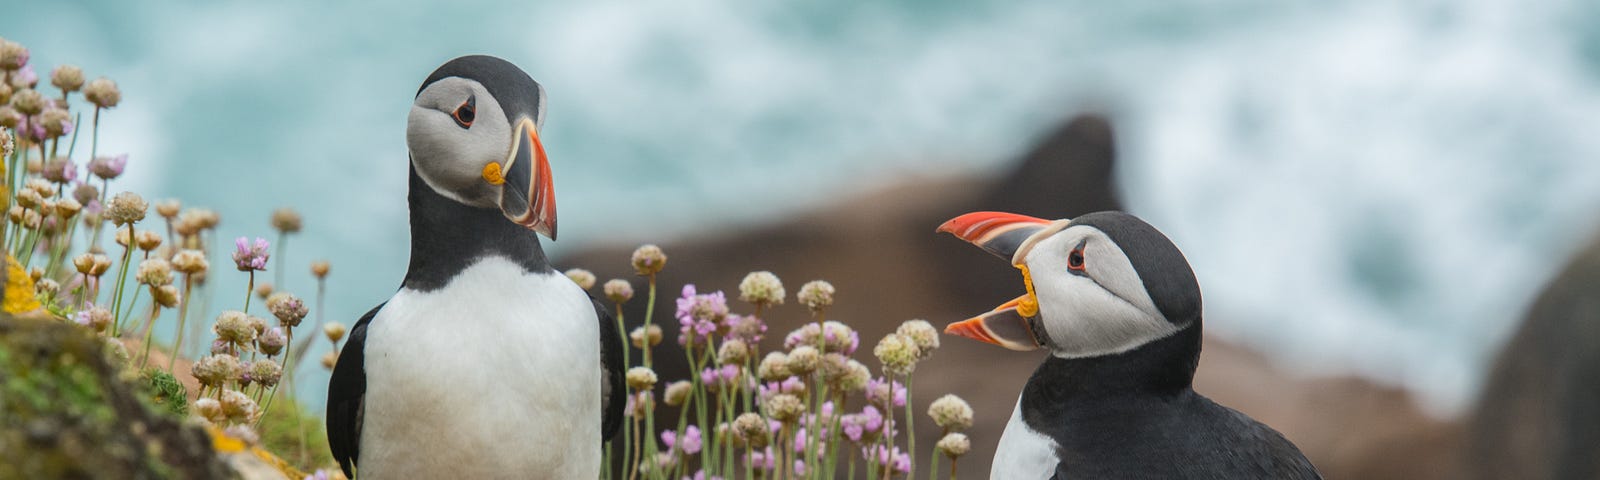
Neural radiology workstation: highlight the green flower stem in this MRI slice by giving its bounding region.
[169,276,193,371]
[241,272,254,313]
[108,224,135,337]
[138,296,160,368]
[905,374,915,480]
[643,275,657,367]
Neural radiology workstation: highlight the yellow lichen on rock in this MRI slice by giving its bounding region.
[3,254,41,314]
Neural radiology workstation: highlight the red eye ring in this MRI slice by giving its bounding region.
[1067,245,1086,271]
[452,96,476,128]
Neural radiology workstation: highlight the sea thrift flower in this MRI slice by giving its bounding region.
[764,393,806,423]
[624,391,654,418]
[154,199,181,219]
[662,426,703,456]
[247,315,268,336]
[758,352,790,381]
[224,425,260,446]
[267,292,308,327]
[10,88,42,115]
[191,354,242,388]
[897,319,940,360]
[823,320,860,354]
[701,364,742,393]
[818,353,852,386]
[105,191,147,225]
[248,359,282,387]
[136,258,173,286]
[869,445,912,475]
[211,340,231,356]
[172,249,209,274]
[663,380,693,407]
[0,106,17,129]
[50,65,85,93]
[675,284,728,348]
[232,237,270,271]
[153,284,181,308]
[874,333,921,376]
[72,182,98,206]
[270,207,302,233]
[733,413,771,449]
[89,154,128,180]
[321,351,338,369]
[220,389,258,423]
[626,366,658,391]
[603,278,632,303]
[0,40,27,71]
[928,394,974,431]
[194,398,226,423]
[724,314,766,344]
[311,260,331,278]
[324,322,347,342]
[83,77,120,108]
[630,324,663,348]
[39,107,72,138]
[716,338,749,365]
[42,157,76,184]
[796,280,835,315]
[787,345,820,375]
[258,327,287,356]
[136,230,162,251]
[738,271,785,308]
[214,311,257,346]
[938,432,971,458]
[54,198,81,219]
[254,283,274,299]
[841,406,884,443]
[563,268,595,290]
[630,244,667,275]
[866,377,907,409]
[74,306,112,332]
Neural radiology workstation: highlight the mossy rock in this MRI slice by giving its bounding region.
[0,314,233,479]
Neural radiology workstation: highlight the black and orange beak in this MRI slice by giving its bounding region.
[495,118,557,239]
[937,211,1065,350]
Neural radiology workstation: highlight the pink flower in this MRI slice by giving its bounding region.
[13,64,37,87]
[724,313,767,344]
[662,426,703,456]
[675,284,728,348]
[232,237,271,271]
[867,445,912,475]
[746,447,776,471]
[866,377,906,408]
[841,406,884,443]
[89,154,128,180]
[43,157,77,184]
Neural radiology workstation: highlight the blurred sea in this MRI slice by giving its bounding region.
[5,0,1600,414]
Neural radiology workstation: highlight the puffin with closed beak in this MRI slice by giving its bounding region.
[327,55,624,478]
[938,210,1320,479]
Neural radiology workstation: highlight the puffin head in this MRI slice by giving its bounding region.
[937,211,1201,358]
[408,55,557,239]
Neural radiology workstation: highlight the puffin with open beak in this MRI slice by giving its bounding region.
[327,55,624,479]
[939,210,1320,479]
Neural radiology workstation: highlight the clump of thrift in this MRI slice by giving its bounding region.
[796,280,835,316]
[630,244,667,276]
[603,278,633,303]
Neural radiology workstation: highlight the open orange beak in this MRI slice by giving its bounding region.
[944,294,1043,351]
[937,211,1067,350]
[497,118,557,239]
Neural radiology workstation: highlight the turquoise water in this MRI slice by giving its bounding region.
[6,0,1600,414]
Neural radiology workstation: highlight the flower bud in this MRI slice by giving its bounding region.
[630,324,662,349]
[797,280,835,315]
[758,352,790,382]
[928,394,974,432]
[258,327,287,356]
[321,351,339,370]
[91,254,112,276]
[563,268,596,290]
[83,77,120,108]
[311,260,330,279]
[663,380,693,406]
[54,198,80,219]
[254,282,273,299]
[50,65,84,93]
[324,322,347,342]
[270,207,301,233]
[626,366,658,391]
[603,279,633,303]
[266,292,308,328]
[630,244,667,276]
[738,271,785,308]
[155,199,181,219]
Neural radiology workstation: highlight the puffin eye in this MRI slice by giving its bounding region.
[1067,243,1087,272]
[452,95,476,128]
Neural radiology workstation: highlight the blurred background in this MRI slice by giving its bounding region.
[7,0,1600,477]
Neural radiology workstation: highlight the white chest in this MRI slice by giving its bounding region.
[360,257,602,479]
[993,394,1060,480]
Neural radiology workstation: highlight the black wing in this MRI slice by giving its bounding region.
[327,303,384,479]
[594,296,625,442]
